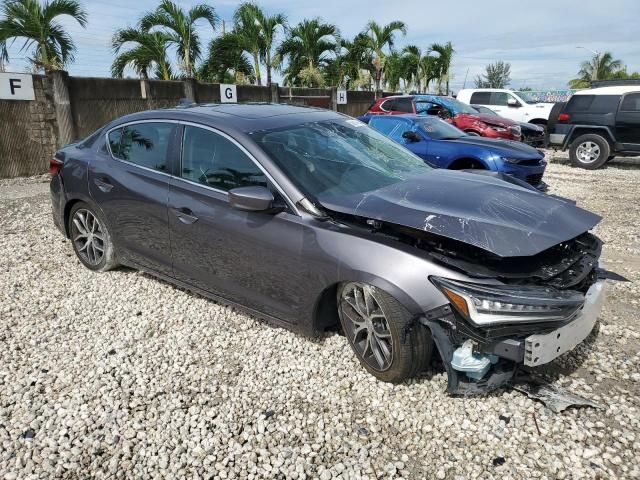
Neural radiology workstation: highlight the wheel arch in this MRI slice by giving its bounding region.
[529,118,548,126]
[312,274,425,335]
[63,194,107,238]
[566,126,615,149]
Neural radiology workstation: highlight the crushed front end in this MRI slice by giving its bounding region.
[419,232,607,394]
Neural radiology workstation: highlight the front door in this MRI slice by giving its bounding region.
[89,121,178,275]
[616,92,640,149]
[168,124,309,321]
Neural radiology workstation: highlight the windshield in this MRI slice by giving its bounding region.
[415,96,478,115]
[516,91,538,104]
[251,119,431,199]
[418,118,466,140]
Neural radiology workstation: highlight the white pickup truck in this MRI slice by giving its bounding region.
[457,89,555,127]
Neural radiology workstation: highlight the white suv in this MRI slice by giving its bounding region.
[457,89,555,127]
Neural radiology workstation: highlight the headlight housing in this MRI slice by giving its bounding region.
[431,277,585,326]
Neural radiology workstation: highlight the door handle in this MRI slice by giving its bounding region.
[171,207,199,224]
[94,177,114,193]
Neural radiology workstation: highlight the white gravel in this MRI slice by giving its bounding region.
[1,156,639,479]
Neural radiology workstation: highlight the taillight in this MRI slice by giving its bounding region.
[558,113,570,122]
[48,157,63,175]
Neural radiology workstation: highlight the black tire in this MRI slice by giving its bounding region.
[569,134,610,169]
[68,202,119,272]
[607,155,616,162]
[338,282,433,383]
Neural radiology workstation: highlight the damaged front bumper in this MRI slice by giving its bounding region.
[420,279,607,395]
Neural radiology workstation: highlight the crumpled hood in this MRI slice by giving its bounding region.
[319,169,600,258]
[450,136,544,158]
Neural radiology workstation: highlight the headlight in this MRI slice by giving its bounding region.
[430,277,584,326]
[501,157,524,164]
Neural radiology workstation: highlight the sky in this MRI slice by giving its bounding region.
[3,0,639,91]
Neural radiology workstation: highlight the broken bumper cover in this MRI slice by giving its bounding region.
[524,280,605,366]
[421,280,606,395]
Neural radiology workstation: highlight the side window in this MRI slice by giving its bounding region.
[620,93,640,111]
[181,126,267,191]
[381,120,410,142]
[565,95,594,112]
[108,128,123,157]
[110,122,175,172]
[380,99,395,111]
[394,98,414,113]
[371,119,400,136]
[491,92,509,106]
[470,92,491,104]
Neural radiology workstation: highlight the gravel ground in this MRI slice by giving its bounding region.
[1,154,639,480]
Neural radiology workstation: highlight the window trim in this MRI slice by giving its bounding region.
[105,119,299,215]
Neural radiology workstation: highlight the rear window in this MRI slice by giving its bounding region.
[565,94,620,113]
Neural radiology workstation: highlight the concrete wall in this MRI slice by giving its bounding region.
[0,75,57,177]
[0,74,389,178]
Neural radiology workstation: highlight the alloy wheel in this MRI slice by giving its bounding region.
[576,141,601,164]
[71,209,105,266]
[340,283,394,371]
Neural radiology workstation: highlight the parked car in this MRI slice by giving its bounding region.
[457,88,554,127]
[50,104,609,394]
[362,94,522,141]
[368,115,547,190]
[473,105,546,146]
[547,86,640,169]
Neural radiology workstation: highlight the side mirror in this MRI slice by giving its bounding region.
[507,98,520,108]
[402,130,421,142]
[228,186,274,212]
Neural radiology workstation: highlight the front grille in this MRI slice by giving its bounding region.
[527,173,543,185]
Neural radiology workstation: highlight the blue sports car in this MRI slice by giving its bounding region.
[368,115,547,190]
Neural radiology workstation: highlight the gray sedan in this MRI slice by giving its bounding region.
[49,103,608,394]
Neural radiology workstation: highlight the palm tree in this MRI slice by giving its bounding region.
[257,9,286,86]
[569,52,624,88]
[276,18,338,87]
[232,2,263,85]
[383,51,405,92]
[227,3,286,86]
[140,0,217,78]
[111,28,173,80]
[198,33,254,84]
[0,0,87,73]
[361,20,406,93]
[429,41,454,95]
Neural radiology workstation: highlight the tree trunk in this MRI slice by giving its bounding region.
[266,50,272,86]
[253,52,262,86]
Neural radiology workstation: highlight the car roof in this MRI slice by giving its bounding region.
[573,86,640,96]
[107,102,341,131]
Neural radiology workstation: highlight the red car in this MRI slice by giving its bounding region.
[363,94,522,141]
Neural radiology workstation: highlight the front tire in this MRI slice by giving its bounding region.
[338,282,433,383]
[68,202,119,272]
[569,134,610,169]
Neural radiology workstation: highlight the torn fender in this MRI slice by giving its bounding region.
[318,170,600,258]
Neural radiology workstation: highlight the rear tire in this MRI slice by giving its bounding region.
[338,282,433,383]
[68,202,119,272]
[569,134,610,169]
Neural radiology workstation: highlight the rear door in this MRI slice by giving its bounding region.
[89,121,178,275]
[167,124,309,321]
[616,92,640,149]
